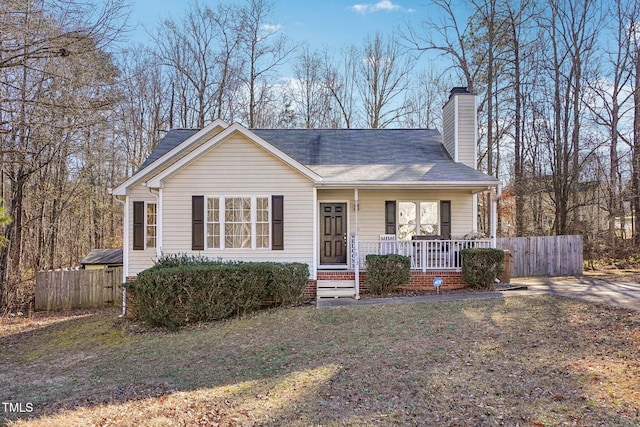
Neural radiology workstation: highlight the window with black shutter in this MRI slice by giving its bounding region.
[192,196,204,250]
[440,200,451,239]
[133,201,145,250]
[384,201,396,235]
[272,195,284,250]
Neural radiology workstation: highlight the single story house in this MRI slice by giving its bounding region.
[112,87,501,305]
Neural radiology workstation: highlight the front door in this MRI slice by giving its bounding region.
[320,203,347,265]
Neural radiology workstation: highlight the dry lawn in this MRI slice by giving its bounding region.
[1,294,640,426]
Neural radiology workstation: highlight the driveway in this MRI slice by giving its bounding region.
[509,271,640,311]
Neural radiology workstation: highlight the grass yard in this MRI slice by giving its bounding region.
[1,295,640,426]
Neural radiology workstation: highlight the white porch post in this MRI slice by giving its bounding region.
[354,188,360,299]
[312,187,318,280]
[490,189,497,248]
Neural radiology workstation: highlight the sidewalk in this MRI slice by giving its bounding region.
[316,290,507,308]
[317,272,640,311]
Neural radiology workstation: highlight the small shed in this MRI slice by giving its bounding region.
[80,249,123,270]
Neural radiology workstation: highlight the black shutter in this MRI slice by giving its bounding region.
[133,201,145,250]
[385,201,396,235]
[440,200,451,239]
[272,195,284,250]
[192,196,204,250]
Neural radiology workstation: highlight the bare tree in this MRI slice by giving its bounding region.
[0,0,126,312]
[357,33,414,128]
[152,1,243,128]
[585,0,636,249]
[238,0,294,128]
[289,45,334,128]
[322,46,359,128]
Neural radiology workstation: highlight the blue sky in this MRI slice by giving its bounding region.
[128,0,426,52]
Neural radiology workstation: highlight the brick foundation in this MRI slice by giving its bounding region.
[309,269,469,297]
[124,276,137,319]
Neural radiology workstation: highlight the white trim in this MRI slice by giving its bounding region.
[204,195,271,251]
[354,188,360,299]
[473,93,478,168]
[157,189,163,259]
[111,119,230,195]
[146,124,321,189]
[397,200,440,240]
[472,193,478,233]
[122,196,129,280]
[315,181,499,189]
[454,96,459,162]
[312,187,318,280]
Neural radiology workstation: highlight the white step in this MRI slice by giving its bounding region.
[316,280,356,299]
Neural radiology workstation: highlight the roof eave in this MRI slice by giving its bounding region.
[314,180,500,190]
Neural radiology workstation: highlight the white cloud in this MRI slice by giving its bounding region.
[371,0,401,12]
[350,4,370,14]
[349,1,404,14]
[261,23,283,33]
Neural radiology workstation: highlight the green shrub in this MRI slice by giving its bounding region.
[461,248,505,290]
[125,260,310,328]
[365,254,410,296]
[268,262,309,305]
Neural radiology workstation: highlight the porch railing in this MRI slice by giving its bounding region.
[358,239,493,272]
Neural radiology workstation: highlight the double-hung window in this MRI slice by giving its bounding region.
[206,196,270,249]
[146,203,157,248]
[398,201,439,240]
[133,201,157,250]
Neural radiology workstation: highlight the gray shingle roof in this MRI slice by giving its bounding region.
[137,129,199,172]
[136,127,498,184]
[80,249,123,266]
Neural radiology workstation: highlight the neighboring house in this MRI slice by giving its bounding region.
[80,249,123,270]
[112,87,501,301]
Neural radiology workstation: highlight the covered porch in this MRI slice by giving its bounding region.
[314,184,500,299]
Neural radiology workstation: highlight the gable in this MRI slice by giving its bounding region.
[145,125,320,189]
[163,133,317,191]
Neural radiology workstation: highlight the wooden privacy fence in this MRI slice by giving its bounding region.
[496,235,583,277]
[35,267,123,311]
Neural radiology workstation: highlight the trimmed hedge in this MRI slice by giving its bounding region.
[365,254,411,296]
[125,260,309,329]
[461,248,505,290]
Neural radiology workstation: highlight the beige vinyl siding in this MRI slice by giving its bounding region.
[442,93,477,169]
[442,99,456,161]
[456,94,477,168]
[161,134,314,268]
[318,189,474,240]
[128,185,158,276]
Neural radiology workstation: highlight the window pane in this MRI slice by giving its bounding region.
[420,202,439,235]
[225,222,251,248]
[146,203,157,248]
[207,223,220,249]
[398,202,416,240]
[207,198,219,222]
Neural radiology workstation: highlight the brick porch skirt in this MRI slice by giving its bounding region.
[309,270,468,298]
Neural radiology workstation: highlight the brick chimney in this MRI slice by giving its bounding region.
[442,87,477,169]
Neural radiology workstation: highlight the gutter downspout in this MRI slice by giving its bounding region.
[112,193,127,318]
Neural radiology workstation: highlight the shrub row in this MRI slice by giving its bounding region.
[125,259,309,329]
[461,248,505,290]
[365,254,411,295]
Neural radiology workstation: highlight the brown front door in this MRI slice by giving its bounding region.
[320,203,347,264]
